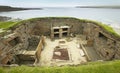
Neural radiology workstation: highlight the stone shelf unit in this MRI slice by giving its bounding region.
[51,26,70,39]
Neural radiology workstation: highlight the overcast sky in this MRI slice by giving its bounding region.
[0,0,120,7]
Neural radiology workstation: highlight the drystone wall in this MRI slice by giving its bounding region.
[0,17,120,65]
[0,21,38,65]
[26,18,84,36]
[82,22,120,60]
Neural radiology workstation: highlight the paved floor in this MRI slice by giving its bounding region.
[17,36,102,66]
[40,37,87,66]
[18,36,102,66]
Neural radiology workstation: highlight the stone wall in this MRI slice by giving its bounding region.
[0,17,120,65]
[0,33,22,64]
[34,36,45,65]
[0,21,36,64]
[26,18,84,36]
[82,22,120,60]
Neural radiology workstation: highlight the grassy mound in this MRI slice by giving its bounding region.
[0,60,120,73]
[80,19,120,37]
[0,21,16,29]
[0,17,119,37]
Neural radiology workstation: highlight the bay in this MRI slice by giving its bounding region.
[0,7,120,28]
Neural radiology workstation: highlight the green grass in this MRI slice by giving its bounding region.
[23,17,120,37]
[79,18,120,37]
[0,21,16,29]
[98,23,119,36]
[0,17,119,37]
[0,60,120,73]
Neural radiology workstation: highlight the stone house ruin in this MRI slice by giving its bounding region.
[0,17,120,66]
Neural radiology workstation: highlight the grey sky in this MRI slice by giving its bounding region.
[0,0,120,7]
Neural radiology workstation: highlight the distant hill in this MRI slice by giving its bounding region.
[76,6,120,9]
[0,6,42,12]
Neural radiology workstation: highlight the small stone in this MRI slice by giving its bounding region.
[54,52,61,56]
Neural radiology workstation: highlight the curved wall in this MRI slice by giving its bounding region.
[0,17,120,65]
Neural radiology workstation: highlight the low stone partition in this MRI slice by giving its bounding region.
[34,36,45,65]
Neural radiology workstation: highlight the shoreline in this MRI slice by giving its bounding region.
[76,6,120,9]
[0,6,42,12]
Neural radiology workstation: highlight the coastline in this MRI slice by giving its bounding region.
[0,6,42,12]
[76,6,120,9]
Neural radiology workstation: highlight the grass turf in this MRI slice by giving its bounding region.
[0,60,120,73]
[0,21,16,29]
[0,17,119,37]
